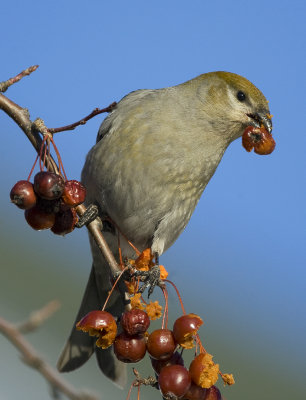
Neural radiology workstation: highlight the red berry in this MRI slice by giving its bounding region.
[10,180,37,210]
[51,208,78,235]
[147,329,176,360]
[76,310,117,349]
[151,351,184,374]
[183,382,207,400]
[121,308,150,335]
[242,126,275,155]
[173,314,203,349]
[204,386,221,400]
[62,180,86,207]
[34,171,65,200]
[113,332,146,363]
[24,206,55,230]
[158,365,191,398]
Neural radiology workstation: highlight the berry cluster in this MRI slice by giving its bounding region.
[10,173,86,234]
[10,136,86,235]
[76,253,234,400]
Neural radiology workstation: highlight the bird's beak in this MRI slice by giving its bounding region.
[247,111,273,133]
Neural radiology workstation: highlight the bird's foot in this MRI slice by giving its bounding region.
[133,264,164,298]
[75,204,100,228]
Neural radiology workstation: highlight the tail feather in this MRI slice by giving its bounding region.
[57,266,99,372]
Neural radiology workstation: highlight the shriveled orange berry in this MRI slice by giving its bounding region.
[134,248,153,271]
[62,180,86,207]
[242,126,275,155]
[189,353,219,389]
[130,293,146,310]
[159,265,168,280]
[221,373,235,386]
[76,310,117,349]
[173,313,203,349]
[146,300,162,320]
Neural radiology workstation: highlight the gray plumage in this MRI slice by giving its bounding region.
[57,72,271,386]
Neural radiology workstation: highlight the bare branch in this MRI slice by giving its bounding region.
[17,300,61,334]
[0,93,59,173]
[48,103,117,134]
[0,307,99,400]
[0,65,39,93]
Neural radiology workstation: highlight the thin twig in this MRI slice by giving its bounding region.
[0,94,59,173]
[48,103,117,134]
[0,308,99,400]
[17,300,61,334]
[0,66,130,306]
[0,65,39,93]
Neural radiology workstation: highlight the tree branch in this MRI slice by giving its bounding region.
[0,65,39,93]
[0,304,99,400]
[48,103,117,134]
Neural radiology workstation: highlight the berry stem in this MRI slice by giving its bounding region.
[165,279,186,315]
[50,136,67,181]
[102,267,128,311]
[27,153,39,181]
[125,382,134,400]
[117,231,124,268]
[161,287,169,329]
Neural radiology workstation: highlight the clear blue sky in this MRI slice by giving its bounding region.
[1,1,305,399]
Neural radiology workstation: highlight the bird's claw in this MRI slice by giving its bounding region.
[76,204,100,228]
[134,265,162,298]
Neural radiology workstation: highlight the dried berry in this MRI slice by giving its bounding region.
[113,332,146,363]
[10,180,37,210]
[121,308,150,335]
[151,351,184,375]
[158,365,191,399]
[173,313,203,349]
[24,206,55,230]
[147,329,176,360]
[204,386,221,400]
[51,208,78,235]
[76,310,117,349]
[189,353,219,389]
[34,171,65,200]
[242,126,276,155]
[183,382,207,400]
[62,180,86,207]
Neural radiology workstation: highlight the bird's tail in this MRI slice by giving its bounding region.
[57,264,127,388]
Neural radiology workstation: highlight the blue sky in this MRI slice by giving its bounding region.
[1,1,305,399]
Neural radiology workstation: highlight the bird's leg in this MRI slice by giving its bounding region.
[75,204,100,228]
[133,252,163,298]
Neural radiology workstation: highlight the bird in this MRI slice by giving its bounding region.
[57,71,273,387]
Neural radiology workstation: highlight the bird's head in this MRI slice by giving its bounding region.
[186,71,273,144]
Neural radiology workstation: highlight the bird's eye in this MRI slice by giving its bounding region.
[237,91,246,102]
